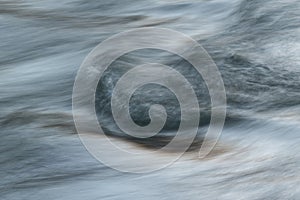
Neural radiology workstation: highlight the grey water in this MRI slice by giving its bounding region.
[1,0,300,199]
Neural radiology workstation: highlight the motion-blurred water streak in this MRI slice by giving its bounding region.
[1,0,300,199]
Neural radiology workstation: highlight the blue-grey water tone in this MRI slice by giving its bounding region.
[1,0,300,199]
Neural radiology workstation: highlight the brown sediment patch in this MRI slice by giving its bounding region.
[82,131,235,160]
[120,135,234,158]
[195,142,233,159]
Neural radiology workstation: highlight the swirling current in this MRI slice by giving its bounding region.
[1,0,300,199]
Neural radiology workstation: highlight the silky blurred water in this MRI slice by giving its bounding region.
[1,0,300,199]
